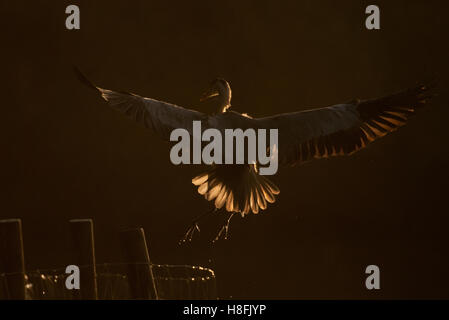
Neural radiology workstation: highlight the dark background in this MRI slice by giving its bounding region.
[1,0,448,299]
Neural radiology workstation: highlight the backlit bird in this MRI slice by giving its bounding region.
[75,69,434,241]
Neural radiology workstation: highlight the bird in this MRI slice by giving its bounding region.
[75,68,435,242]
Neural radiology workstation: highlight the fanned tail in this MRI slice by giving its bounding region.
[192,164,279,216]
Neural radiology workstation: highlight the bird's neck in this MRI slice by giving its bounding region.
[217,87,232,113]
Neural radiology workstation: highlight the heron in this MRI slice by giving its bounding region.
[75,69,434,242]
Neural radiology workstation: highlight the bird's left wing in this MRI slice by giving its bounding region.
[75,68,207,141]
[254,83,434,166]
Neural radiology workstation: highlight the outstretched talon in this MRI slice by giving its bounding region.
[213,213,235,243]
[179,207,217,244]
[179,222,201,244]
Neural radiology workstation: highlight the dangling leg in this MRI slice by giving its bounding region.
[179,206,217,244]
[213,212,236,242]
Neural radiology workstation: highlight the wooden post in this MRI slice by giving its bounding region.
[119,228,158,300]
[0,219,26,300]
[69,219,98,300]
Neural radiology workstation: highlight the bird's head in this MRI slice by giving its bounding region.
[200,78,232,113]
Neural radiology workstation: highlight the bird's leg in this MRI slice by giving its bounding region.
[213,212,236,243]
[179,206,217,244]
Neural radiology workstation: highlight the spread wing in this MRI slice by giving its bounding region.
[255,83,435,166]
[75,68,206,141]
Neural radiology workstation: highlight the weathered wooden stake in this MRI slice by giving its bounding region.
[0,219,26,300]
[119,228,158,300]
[69,219,98,300]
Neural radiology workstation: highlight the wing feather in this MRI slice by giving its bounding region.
[75,68,206,141]
[254,83,434,166]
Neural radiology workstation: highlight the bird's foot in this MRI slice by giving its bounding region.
[179,207,217,245]
[212,213,235,243]
[179,222,201,244]
[213,224,228,242]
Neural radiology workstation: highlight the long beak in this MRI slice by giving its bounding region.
[200,89,219,102]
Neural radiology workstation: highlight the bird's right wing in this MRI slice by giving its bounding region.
[75,68,207,141]
[255,83,434,166]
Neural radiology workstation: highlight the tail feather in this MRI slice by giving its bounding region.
[192,164,279,216]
